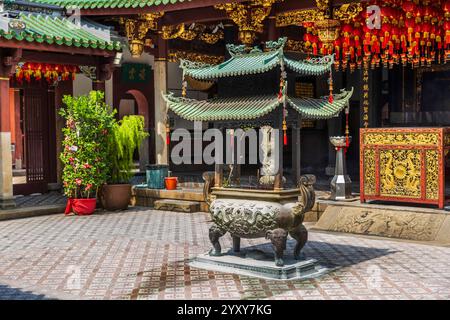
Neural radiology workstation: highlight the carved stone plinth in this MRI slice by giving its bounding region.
[329,136,352,200]
[190,249,327,281]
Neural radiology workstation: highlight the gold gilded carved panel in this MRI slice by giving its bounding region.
[363,149,376,196]
[379,149,421,199]
[363,133,439,146]
[360,128,449,208]
[426,150,439,200]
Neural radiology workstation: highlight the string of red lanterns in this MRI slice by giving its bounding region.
[303,0,450,71]
[14,63,79,84]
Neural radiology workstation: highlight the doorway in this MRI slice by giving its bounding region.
[12,83,56,195]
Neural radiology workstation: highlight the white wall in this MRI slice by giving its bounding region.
[72,73,92,97]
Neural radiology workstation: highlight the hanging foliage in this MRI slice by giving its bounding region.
[107,115,149,184]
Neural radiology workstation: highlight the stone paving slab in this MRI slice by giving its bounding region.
[0,208,449,300]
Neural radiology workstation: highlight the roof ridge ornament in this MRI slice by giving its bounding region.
[265,37,287,51]
[226,37,287,57]
[179,59,213,70]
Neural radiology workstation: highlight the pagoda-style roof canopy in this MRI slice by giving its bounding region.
[165,38,352,122]
[180,38,334,80]
[164,88,353,121]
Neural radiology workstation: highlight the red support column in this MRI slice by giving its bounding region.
[0,49,21,208]
[13,89,23,170]
[0,75,15,208]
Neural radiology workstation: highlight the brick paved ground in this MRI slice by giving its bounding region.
[0,207,449,300]
[14,192,67,208]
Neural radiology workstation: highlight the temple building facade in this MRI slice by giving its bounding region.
[1,0,450,208]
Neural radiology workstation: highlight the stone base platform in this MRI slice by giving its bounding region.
[190,249,327,281]
[154,199,200,213]
[133,187,208,212]
[313,200,450,244]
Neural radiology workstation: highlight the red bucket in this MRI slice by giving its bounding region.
[65,198,97,215]
[164,177,178,190]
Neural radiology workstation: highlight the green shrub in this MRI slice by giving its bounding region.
[59,91,116,198]
[107,115,149,184]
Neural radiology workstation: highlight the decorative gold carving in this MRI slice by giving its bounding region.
[139,12,164,30]
[162,24,197,41]
[167,50,224,65]
[379,150,421,199]
[315,0,330,13]
[426,150,439,200]
[363,132,440,146]
[119,12,164,58]
[285,39,307,53]
[276,9,323,27]
[215,0,281,45]
[275,0,362,37]
[162,23,224,44]
[199,30,224,45]
[314,19,340,44]
[332,3,363,22]
[363,149,376,196]
[362,58,370,127]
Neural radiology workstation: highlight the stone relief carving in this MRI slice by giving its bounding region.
[329,209,445,241]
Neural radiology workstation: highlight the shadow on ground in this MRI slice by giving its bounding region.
[0,284,50,300]
[132,240,396,299]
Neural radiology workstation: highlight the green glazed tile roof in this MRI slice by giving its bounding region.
[181,39,334,80]
[28,0,188,9]
[164,93,281,121]
[285,55,334,76]
[0,13,121,51]
[164,88,353,121]
[181,50,282,80]
[287,88,354,120]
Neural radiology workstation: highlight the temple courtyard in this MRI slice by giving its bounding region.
[0,208,449,300]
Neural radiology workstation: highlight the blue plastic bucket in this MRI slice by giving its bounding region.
[146,164,169,189]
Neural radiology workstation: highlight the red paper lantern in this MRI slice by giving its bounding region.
[402,1,416,19]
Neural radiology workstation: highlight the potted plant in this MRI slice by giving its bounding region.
[101,115,148,211]
[60,91,115,215]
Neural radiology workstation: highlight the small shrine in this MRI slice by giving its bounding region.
[163,37,352,276]
[164,37,353,195]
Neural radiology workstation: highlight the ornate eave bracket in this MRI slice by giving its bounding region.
[119,12,164,58]
[161,23,224,44]
[215,0,281,45]
[275,2,362,27]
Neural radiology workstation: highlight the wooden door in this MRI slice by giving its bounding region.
[13,86,55,195]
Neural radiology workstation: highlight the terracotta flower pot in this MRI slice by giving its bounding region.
[165,177,178,190]
[65,198,97,216]
[100,184,132,211]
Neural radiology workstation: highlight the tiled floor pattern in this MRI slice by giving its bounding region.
[14,192,67,208]
[0,208,449,300]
